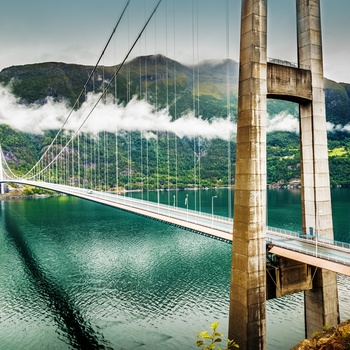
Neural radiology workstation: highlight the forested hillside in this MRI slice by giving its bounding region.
[1,55,350,188]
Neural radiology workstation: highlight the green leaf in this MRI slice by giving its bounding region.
[203,335,213,339]
[227,339,240,348]
[210,322,219,330]
[196,340,204,347]
[213,338,222,343]
[214,332,223,337]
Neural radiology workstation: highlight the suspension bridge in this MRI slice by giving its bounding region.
[0,0,348,349]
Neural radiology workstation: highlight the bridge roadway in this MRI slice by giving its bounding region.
[3,180,350,276]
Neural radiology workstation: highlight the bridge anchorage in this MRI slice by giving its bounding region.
[229,0,339,349]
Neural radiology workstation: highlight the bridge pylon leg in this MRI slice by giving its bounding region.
[228,0,267,349]
[297,0,340,337]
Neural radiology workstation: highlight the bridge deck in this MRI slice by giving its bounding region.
[2,180,350,276]
[269,246,350,276]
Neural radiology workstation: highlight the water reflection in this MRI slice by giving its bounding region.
[0,190,349,349]
[4,209,112,350]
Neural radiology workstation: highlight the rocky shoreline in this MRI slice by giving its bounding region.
[291,320,350,349]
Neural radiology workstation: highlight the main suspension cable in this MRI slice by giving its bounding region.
[21,0,131,179]
[25,0,163,181]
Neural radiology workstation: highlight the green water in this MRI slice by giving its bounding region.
[0,189,349,349]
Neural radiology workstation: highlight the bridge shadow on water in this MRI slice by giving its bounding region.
[4,209,113,350]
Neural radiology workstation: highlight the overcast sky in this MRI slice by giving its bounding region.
[0,0,349,83]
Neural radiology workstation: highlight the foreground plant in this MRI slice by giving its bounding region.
[196,322,239,349]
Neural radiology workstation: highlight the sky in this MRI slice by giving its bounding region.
[0,0,350,83]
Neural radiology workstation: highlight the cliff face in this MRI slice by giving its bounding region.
[291,320,350,350]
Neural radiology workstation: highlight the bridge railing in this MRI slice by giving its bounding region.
[267,237,350,266]
[120,191,233,229]
[267,226,301,238]
[316,236,350,251]
[61,185,233,232]
[267,225,350,252]
[267,57,310,70]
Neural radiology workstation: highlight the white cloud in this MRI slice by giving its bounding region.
[2,84,321,141]
[0,85,66,133]
[267,112,299,133]
[326,122,350,133]
[0,85,236,140]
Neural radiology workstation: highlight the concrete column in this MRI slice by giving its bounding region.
[229,1,267,349]
[297,0,339,337]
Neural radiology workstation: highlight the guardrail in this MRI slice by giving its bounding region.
[40,183,233,232]
[267,57,310,70]
[267,226,301,238]
[316,236,350,251]
[267,237,350,266]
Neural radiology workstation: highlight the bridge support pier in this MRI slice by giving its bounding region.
[304,269,339,337]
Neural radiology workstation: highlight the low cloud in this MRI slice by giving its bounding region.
[1,84,322,140]
[0,85,236,140]
[267,112,299,133]
[0,85,66,133]
[327,122,350,133]
[266,111,350,135]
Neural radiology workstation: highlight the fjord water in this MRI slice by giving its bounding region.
[0,189,349,349]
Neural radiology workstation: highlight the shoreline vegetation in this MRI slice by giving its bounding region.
[292,320,350,350]
[0,183,60,200]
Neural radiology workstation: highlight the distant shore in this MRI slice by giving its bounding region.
[0,192,63,200]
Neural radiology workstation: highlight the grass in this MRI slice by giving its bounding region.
[328,147,348,157]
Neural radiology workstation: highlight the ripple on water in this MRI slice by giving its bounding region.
[1,197,350,350]
[338,275,350,321]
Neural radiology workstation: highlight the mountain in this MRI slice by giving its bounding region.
[0,55,239,121]
[324,79,350,126]
[1,56,350,187]
[3,56,350,126]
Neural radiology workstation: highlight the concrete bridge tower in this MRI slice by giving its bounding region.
[229,1,339,349]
